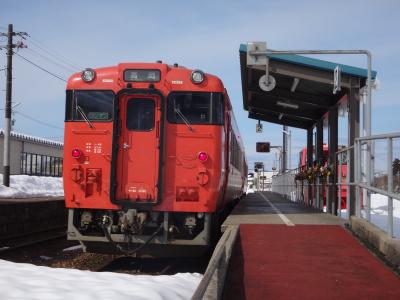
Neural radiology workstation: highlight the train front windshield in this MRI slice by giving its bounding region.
[167,92,224,125]
[65,90,114,122]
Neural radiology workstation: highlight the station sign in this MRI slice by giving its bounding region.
[256,142,270,152]
[254,162,264,172]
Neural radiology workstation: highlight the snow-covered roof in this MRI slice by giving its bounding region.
[0,129,63,148]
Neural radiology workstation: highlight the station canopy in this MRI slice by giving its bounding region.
[239,44,377,129]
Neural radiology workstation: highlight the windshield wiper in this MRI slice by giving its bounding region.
[76,105,95,129]
[174,107,193,132]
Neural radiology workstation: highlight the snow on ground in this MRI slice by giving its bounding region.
[0,175,63,198]
[62,245,83,252]
[0,259,201,300]
[0,176,201,299]
[362,193,400,238]
[339,193,400,238]
[246,188,254,194]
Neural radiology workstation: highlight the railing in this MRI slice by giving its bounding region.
[353,132,400,238]
[336,145,352,219]
[271,169,297,201]
[20,152,63,177]
[271,132,400,239]
[192,226,239,300]
[271,167,327,210]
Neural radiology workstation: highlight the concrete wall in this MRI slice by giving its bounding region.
[351,216,400,267]
[0,199,67,239]
[0,136,63,175]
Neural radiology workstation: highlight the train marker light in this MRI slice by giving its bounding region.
[81,68,96,82]
[191,70,205,84]
[198,152,208,162]
[72,148,82,159]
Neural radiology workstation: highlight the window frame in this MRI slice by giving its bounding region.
[20,152,63,177]
[65,90,115,122]
[125,98,156,132]
[166,91,225,126]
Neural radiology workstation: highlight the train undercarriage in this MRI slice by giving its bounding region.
[67,209,213,256]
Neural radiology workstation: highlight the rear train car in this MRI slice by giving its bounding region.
[63,63,247,255]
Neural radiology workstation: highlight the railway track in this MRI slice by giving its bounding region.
[0,232,210,279]
[96,255,210,275]
[0,227,67,252]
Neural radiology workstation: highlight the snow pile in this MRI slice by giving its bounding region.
[339,193,400,238]
[0,175,63,198]
[246,188,254,194]
[0,259,201,300]
[362,193,400,238]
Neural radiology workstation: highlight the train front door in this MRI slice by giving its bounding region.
[116,94,161,203]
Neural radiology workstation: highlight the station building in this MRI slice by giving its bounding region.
[0,130,63,176]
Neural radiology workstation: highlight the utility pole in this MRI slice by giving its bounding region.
[0,24,27,186]
[283,128,292,170]
[282,125,288,172]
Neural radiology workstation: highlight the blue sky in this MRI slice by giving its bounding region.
[1,0,399,171]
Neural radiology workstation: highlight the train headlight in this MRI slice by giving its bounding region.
[190,69,205,84]
[72,148,82,159]
[81,68,96,82]
[198,151,208,162]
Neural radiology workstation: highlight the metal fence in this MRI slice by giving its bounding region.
[352,132,400,238]
[271,168,326,210]
[271,170,297,201]
[271,132,400,239]
[20,152,63,177]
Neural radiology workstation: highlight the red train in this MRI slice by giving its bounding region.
[63,62,247,255]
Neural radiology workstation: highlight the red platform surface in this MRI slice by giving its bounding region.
[224,224,400,300]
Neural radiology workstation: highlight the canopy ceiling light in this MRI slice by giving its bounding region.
[276,101,299,110]
[290,78,300,93]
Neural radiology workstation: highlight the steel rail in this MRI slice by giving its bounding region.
[0,227,66,252]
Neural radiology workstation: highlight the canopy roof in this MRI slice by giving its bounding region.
[240,44,377,129]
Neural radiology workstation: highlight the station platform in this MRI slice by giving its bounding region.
[221,192,400,299]
[0,197,67,247]
[0,196,64,204]
[222,192,345,230]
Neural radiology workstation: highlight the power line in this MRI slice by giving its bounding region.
[15,110,64,130]
[14,52,67,82]
[26,47,76,73]
[26,35,84,70]
[26,39,80,72]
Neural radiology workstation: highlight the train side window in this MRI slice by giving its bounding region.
[126,99,155,131]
